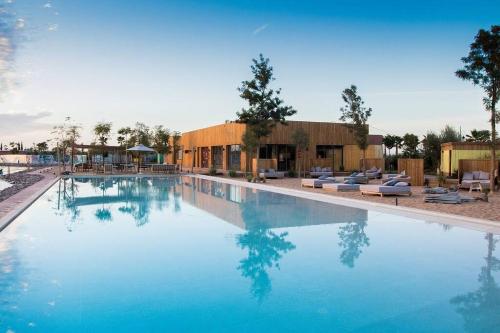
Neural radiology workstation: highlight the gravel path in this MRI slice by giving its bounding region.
[0,171,44,202]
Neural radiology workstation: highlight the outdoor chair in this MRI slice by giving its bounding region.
[459,171,491,190]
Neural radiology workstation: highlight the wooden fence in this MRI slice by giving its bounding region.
[458,159,500,181]
[398,158,424,186]
[360,158,385,171]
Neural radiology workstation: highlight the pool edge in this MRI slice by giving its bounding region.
[0,175,61,232]
[192,174,500,234]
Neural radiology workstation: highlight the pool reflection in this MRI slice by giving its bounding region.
[451,233,500,333]
[56,177,182,228]
[1,176,499,332]
[56,176,371,299]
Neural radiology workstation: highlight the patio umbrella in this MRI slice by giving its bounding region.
[127,144,156,172]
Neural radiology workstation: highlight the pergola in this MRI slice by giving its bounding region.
[72,144,128,167]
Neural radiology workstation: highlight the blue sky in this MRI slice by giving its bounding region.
[0,0,499,145]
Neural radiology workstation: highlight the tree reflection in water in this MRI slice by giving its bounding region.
[337,220,370,268]
[236,229,295,301]
[55,178,81,231]
[236,193,296,301]
[94,179,113,223]
[451,233,500,332]
[55,177,182,228]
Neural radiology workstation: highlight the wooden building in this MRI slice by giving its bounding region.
[168,121,383,173]
[441,142,500,176]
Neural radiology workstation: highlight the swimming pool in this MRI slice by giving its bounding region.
[1,176,499,332]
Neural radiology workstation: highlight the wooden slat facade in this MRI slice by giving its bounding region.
[252,158,277,172]
[171,121,383,173]
[398,158,424,186]
[360,158,385,171]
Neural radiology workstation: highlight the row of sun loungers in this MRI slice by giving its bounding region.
[301,174,412,196]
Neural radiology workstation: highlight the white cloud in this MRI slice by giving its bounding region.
[15,18,24,29]
[48,23,58,31]
[43,2,52,8]
[253,24,269,35]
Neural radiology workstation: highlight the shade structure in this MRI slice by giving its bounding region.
[126,144,156,153]
[126,145,156,173]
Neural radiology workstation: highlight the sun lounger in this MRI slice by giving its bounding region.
[365,167,382,179]
[382,170,407,180]
[422,187,448,194]
[301,176,337,188]
[323,183,360,192]
[344,172,369,184]
[360,183,412,197]
[424,192,475,204]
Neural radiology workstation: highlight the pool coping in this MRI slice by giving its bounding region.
[192,174,500,234]
[0,174,61,232]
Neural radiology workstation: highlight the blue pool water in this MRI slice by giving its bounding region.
[1,176,499,332]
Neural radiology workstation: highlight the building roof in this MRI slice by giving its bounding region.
[441,141,494,150]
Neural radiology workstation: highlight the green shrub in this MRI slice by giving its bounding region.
[229,169,237,177]
[246,174,253,182]
[208,166,217,176]
[287,170,297,178]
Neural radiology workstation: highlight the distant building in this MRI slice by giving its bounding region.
[440,142,500,176]
[167,121,383,173]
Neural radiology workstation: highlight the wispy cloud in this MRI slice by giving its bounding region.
[253,23,269,35]
[0,111,52,140]
[0,2,19,99]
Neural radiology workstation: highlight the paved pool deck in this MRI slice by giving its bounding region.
[0,167,60,231]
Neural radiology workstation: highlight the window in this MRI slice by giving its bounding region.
[258,144,274,159]
[211,146,223,169]
[316,145,334,159]
[228,145,241,170]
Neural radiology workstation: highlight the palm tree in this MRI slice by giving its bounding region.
[382,135,396,157]
[465,129,491,143]
[117,126,133,163]
[394,135,404,157]
[93,122,112,168]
